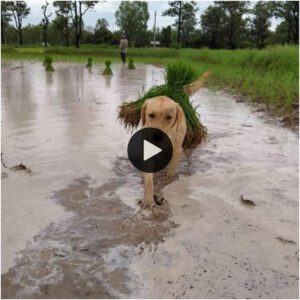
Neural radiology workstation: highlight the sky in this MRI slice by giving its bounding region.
[22,0,280,32]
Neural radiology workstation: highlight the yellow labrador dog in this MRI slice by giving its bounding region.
[141,96,187,208]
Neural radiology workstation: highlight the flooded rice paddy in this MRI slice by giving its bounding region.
[1,61,298,298]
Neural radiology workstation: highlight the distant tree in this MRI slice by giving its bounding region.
[272,20,290,44]
[52,15,71,46]
[71,1,98,48]
[181,1,198,47]
[250,2,272,48]
[95,18,108,30]
[272,1,299,44]
[81,26,94,44]
[115,1,149,47]
[215,1,249,49]
[160,25,172,47]
[5,24,18,44]
[10,1,31,46]
[53,1,99,48]
[53,1,72,46]
[162,1,183,45]
[200,5,226,48]
[23,24,41,44]
[188,28,202,48]
[41,1,52,46]
[1,1,13,44]
[94,18,112,44]
[111,30,122,45]
[162,1,198,47]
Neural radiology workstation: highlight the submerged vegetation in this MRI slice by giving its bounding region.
[86,57,93,68]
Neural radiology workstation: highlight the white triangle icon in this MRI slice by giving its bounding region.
[143,140,162,161]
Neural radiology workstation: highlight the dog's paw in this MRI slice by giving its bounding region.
[142,202,155,210]
[140,197,155,210]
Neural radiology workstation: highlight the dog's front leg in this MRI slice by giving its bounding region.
[143,172,155,209]
[167,145,182,178]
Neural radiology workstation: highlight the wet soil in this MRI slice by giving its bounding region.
[1,62,299,298]
[2,173,174,298]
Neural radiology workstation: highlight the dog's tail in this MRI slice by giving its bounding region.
[183,71,211,96]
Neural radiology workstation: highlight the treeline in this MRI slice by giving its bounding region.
[1,1,299,49]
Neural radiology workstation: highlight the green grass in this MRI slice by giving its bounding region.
[2,44,298,117]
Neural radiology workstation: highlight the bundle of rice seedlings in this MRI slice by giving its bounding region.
[118,63,210,149]
[128,58,135,70]
[102,61,113,75]
[86,57,93,68]
[44,56,54,72]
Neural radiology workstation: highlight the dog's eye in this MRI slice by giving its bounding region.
[166,115,172,120]
[149,113,155,118]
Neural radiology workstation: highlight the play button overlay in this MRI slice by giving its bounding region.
[143,140,162,161]
[127,128,173,173]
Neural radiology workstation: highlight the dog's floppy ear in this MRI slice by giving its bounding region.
[141,100,148,126]
[172,104,184,131]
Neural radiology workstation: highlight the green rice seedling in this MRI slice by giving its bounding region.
[165,62,197,91]
[102,60,113,75]
[128,58,135,69]
[43,55,50,66]
[86,57,92,68]
[118,62,208,149]
[44,56,54,71]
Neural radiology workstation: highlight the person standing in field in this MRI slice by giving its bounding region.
[120,34,128,65]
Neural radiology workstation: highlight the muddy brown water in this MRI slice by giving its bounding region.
[1,61,299,298]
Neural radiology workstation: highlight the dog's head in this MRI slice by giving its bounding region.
[141,96,184,132]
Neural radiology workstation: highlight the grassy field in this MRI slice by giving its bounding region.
[2,45,299,123]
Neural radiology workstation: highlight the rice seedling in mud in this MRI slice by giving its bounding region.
[118,63,209,149]
[128,58,136,69]
[43,55,51,66]
[86,57,93,68]
[44,56,54,71]
[102,60,113,75]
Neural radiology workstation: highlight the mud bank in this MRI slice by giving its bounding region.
[1,62,298,298]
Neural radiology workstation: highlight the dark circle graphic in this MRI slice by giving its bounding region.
[127,128,173,173]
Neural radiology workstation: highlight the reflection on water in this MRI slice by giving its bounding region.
[1,61,163,273]
[1,62,157,171]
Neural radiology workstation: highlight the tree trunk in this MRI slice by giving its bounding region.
[292,15,299,44]
[45,30,48,47]
[177,1,182,45]
[43,25,48,47]
[287,25,291,44]
[73,1,80,48]
[292,4,299,44]
[1,22,5,45]
[18,26,23,46]
[66,35,69,47]
[78,2,82,48]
